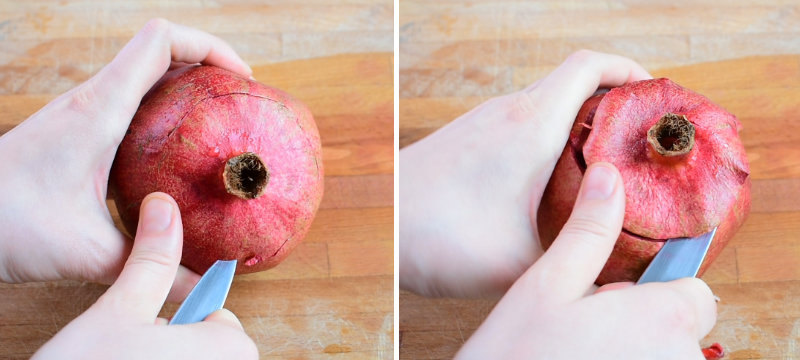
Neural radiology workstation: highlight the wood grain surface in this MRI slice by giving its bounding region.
[400,1,800,359]
[0,1,393,359]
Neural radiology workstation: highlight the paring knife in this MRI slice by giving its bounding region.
[169,259,237,325]
[636,227,717,284]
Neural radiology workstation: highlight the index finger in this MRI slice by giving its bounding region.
[94,18,251,117]
[530,50,652,99]
[621,277,718,340]
[514,50,651,158]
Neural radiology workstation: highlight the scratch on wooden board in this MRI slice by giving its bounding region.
[399,21,417,44]
[375,313,392,359]
[323,344,351,353]
[26,8,52,34]
[710,318,774,356]
[457,317,466,344]
[436,15,456,36]
[789,318,799,359]
[0,20,12,41]
[250,298,373,356]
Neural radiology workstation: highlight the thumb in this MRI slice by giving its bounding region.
[99,192,183,321]
[528,162,625,303]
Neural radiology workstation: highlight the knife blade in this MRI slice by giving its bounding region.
[169,259,237,325]
[636,228,717,285]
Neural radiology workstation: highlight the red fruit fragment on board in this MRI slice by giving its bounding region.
[702,343,725,359]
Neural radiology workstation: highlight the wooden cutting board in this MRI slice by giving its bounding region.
[0,52,394,360]
[0,1,393,359]
[400,54,800,359]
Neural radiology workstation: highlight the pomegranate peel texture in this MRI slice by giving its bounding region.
[538,78,750,284]
[110,65,324,274]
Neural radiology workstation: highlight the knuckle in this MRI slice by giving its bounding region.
[127,245,175,270]
[66,80,100,115]
[511,90,538,118]
[141,18,171,38]
[565,49,597,65]
[559,216,615,243]
[562,49,604,80]
[683,277,714,297]
[658,287,700,334]
[63,76,132,144]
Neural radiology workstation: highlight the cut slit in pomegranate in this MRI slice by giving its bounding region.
[620,228,667,243]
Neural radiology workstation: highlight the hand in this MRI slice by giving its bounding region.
[32,193,258,360]
[0,19,252,299]
[456,164,717,359]
[400,50,652,298]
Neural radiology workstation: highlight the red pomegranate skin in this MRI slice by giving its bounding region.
[110,65,323,274]
[537,78,750,285]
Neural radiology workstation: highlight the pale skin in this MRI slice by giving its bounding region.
[0,19,257,359]
[33,193,258,359]
[401,51,717,358]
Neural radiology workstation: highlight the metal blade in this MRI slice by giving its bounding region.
[169,259,237,325]
[636,228,716,285]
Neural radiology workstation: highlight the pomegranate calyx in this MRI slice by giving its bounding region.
[223,152,269,199]
[647,113,695,157]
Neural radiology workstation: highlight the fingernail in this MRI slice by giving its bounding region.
[141,197,173,234]
[581,165,617,200]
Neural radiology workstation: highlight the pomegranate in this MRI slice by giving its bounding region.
[110,65,323,274]
[537,78,750,285]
